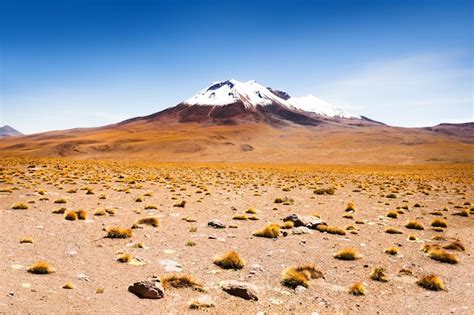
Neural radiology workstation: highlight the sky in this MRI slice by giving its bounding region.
[0,0,472,134]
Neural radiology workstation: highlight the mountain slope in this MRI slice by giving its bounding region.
[0,125,23,138]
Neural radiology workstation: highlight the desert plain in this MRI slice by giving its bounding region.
[1,157,473,314]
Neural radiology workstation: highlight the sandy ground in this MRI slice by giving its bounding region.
[0,158,473,314]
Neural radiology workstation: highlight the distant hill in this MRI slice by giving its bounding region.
[0,125,23,138]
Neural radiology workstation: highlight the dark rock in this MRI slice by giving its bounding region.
[283,214,326,229]
[128,277,164,299]
[208,219,226,229]
[221,280,258,301]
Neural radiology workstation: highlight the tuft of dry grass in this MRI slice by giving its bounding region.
[27,261,55,274]
[20,237,34,244]
[417,274,445,291]
[116,253,133,263]
[385,227,403,234]
[428,249,458,264]
[161,274,204,291]
[106,226,132,238]
[62,282,74,289]
[54,198,67,204]
[280,220,294,229]
[443,240,465,252]
[254,224,280,238]
[94,208,106,216]
[144,204,158,210]
[76,209,87,220]
[294,264,324,280]
[405,220,424,230]
[349,282,366,296]
[345,202,355,212]
[370,267,388,282]
[384,247,399,255]
[186,240,196,247]
[281,267,313,288]
[189,297,215,309]
[64,211,77,221]
[245,208,257,214]
[386,211,398,218]
[232,214,248,220]
[135,216,160,227]
[12,202,29,210]
[52,207,66,214]
[317,225,346,235]
[213,251,245,270]
[430,218,448,228]
[334,247,361,260]
[174,200,186,208]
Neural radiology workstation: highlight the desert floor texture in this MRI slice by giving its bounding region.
[1,157,473,314]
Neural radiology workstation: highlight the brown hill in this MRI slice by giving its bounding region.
[0,115,472,164]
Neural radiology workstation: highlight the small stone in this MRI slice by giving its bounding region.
[159,259,182,272]
[128,278,164,299]
[77,274,90,281]
[282,214,326,229]
[208,220,226,229]
[189,295,215,309]
[292,227,313,235]
[220,280,258,301]
[295,285,306,294]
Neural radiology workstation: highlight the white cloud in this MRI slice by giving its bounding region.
[316,52,473,126]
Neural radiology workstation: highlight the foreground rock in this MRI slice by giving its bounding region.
[283,214,326,229]
[208,219,226,229]
[220,280,258,301]
[128,277,164,299]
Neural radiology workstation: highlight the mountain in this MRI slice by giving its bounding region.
[125,79,365,127]
[0,125,23,138]
[0,80,472,164]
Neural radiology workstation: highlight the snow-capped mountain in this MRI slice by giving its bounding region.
[183,79,357,119]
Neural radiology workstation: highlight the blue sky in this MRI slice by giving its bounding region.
[1,0,472,134]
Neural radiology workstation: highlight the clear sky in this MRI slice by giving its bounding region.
[1,0,472,134]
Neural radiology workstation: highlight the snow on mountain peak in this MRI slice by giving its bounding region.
[183,79,286,108]
[183,79,358,118]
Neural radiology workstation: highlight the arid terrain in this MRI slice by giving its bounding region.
[1,157,473,314]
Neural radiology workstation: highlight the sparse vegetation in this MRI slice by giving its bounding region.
[370,267,388,282]
[334,247,361,260]
[430,218,447,228]
[161,274,204,291]
[27,261,55,274]
[106,226,132,238]
[417,274,445,291]
[213,251,245,270]
[405,220,424,230]
[427,249,458,264]
[349,282,366,295]
[253,224,280,238]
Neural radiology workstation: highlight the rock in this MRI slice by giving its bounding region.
[292,226,313,235]
[77,274,90,281]
[190,295,215,309]
[220,280,258,301]
[282,214,326,229]
[250,264,264,274]
[208,220,226,229]
[159,259,182,272]
[295,285,306,294]
[128,277,164,299]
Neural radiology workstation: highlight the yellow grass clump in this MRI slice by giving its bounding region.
[12,202,29,210]
[135,216,160,227]
[54,198,67,204]
[370,267,388,282]
[161,274,204,291]
[213,251,245,270]
[349,282,366,296]
[253,224,280,238]
[64,211,77,221]
[345,202,355,212]
[385,227,403,234]
[405,220,424,230]
[334,247,361,260]
[20,237,34,244]
[27,261,55,274]
[428,249,458,264]
[317,225,346,235]
[116,253,133,263]
[386,211,398,218]
[280,264,323,289]
[417,274,445,291]
[76,209,88,220]
[106,226,132,238]
[430,218,447,228]
[384,246,399,255]
[62,282,74,289]
[443,240,465,252]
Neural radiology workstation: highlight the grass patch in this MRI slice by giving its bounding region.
[317,225,346,235]
[428,249,458,264]
[370,267,388,282]
[443,240,465,252]
[27,261,55,274]
[135,216,160,227]
[349,282,366,296]
[213,251,245,270]
[417,274,445,291]
[20,237,34,244]
[12,202,29,209]
[405,220,424,230]
[161,274,204,291]
[106,226,132,238]
[334,247,361,260]
[64,211,77,221]
[385,227,403,234]
[384,247,399,255]
[253,224,280,238]
[430,218,447,228]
